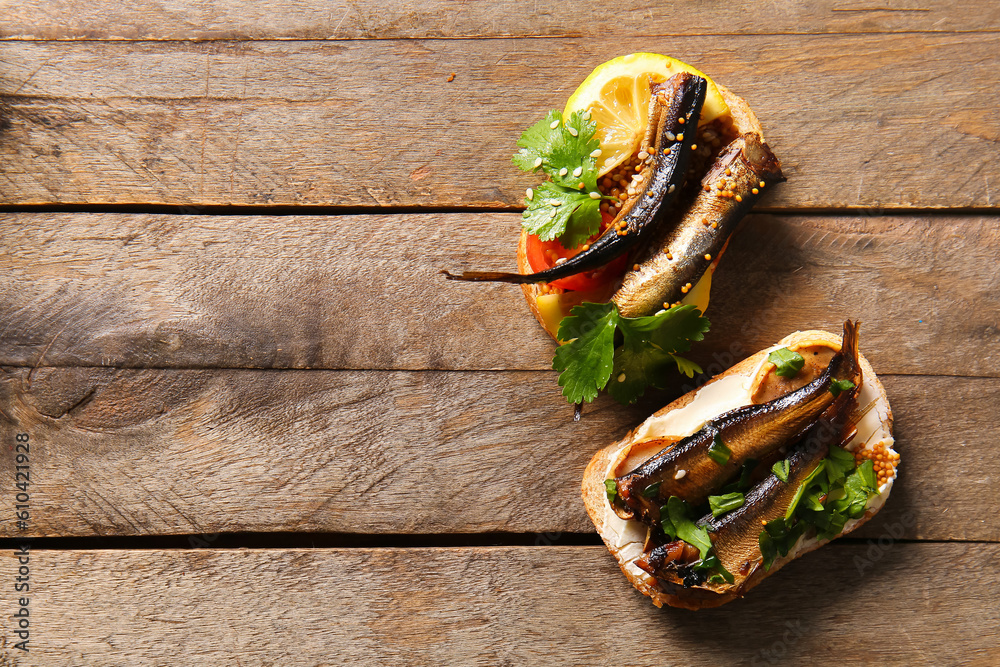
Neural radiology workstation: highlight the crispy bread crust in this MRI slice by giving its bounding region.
[581,330,895,609]
[518,83,766,339]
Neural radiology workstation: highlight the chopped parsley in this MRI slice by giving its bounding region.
[660,496,734,584]
[708,492,745,518]
[604,479,619,504]
[659,496,713,559]
[768,347,805,378]
[772,459,791,483]
[830,378,856,397]
[707,434,732,466]
[553,302,710,405]
[512,110,608,248]
[759,446,880,570]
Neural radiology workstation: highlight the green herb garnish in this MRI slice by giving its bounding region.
[512,110,607,248]
[772,459,791,483]
[604,479,618,504]
[760,446,881,571]
[707,434,732,466]
[553,302,710,405]
[708,492,745,518]
[768,347,805,378]
[660,496,713,559]
[829,378,856,397]
[641,482,661,499]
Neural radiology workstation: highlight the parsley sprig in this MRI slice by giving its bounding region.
[512,110,607,248]
[552,302,711,405]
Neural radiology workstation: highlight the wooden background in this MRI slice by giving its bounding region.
[1,2,998,664]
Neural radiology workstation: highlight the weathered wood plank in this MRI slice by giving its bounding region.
[2,213,997,376]
[0,34,997,207]
[1,544,997,664]
[4,0,999,40]
[0,368,993,540]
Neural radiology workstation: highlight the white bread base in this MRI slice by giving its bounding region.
[581,329,896,610]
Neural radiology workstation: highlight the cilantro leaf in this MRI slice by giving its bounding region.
[670,354,703,378]
[607,337,672,404]
[552,303,617,403]
[768,347,805,378]
[772,459,791,483]
[521,182,601,248]
[554,303,711,405]
[606,304,711,404]
[512,110,599,189]
[604,479,618,504]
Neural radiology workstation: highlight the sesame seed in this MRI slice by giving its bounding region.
[588,191,601,199]
[583,110,591,120]
[617,373,626,383]
[549,120,560,129]
[567,126,579,137]
[666,132,676,142]
[525,188,534,201]
[668,184,676,194]
[573,166,583,177]
[590,148,602,158]
[549,208,557,219]
[549,199,562,206]
[554,257,567,265]
[674,469,687,480]
[637,151,649,160]
[557,168,567,177]
[533,157,543,168]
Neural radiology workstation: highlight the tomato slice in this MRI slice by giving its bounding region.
[525,212,630,291]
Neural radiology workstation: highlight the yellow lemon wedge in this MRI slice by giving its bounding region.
[564,53,728,176]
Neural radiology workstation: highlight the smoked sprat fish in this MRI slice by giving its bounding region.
[613,321,863,524]
[442,73,706,285]
[613,133,785,317]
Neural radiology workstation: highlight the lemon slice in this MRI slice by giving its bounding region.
[564,53,728,175]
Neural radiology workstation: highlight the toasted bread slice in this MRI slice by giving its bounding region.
[581,329,896,609]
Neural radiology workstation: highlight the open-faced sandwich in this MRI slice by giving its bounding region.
[445,53,785,406]
[582,321,898,609]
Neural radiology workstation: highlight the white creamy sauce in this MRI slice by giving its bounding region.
[600,337,897,578]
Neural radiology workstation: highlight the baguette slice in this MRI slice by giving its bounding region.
[581,329,896,609]
[520,83,766,339]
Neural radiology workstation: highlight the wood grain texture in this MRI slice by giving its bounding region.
[0,367,993,540]
[4,0,999,40]
[1,544,998,665]
[0,34,997,207]
[2,212,997,376]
